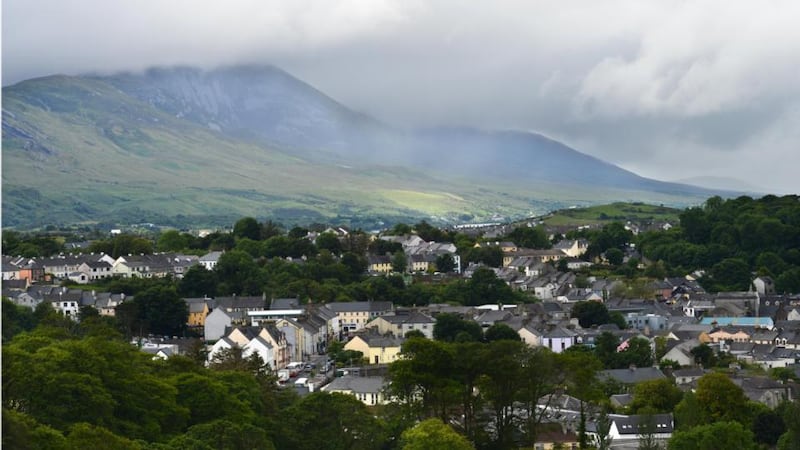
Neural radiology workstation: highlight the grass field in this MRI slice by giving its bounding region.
[542,202,682,227]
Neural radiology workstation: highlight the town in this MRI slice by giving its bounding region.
[4,195,800,449]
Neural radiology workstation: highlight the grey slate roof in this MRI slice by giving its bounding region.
[324,375,386,394]
[600,367,666,384]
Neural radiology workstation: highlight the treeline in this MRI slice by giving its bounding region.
[387,333,800,450]
[2,306,400,450]
[637,195,800,292]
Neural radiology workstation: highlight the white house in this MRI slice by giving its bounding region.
[199,251,223,271]
[540,326,577,353]
[588,414,673,447]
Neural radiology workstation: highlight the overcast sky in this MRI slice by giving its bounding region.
[4,0,799,194]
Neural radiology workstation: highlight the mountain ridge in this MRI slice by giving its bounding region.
[2,65,726,228]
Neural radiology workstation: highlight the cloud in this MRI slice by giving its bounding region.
[573,2,800,119]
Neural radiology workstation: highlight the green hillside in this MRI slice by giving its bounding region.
[2,74,712,228]
[542,202,683,227]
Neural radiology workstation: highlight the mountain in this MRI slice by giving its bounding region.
[2,65,722,228]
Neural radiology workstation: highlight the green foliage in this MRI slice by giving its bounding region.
[605,247,624,265]
[433,313,483,342]
[507,225,551,249]
[2,298,37,341]
[483,323,520,342]
[435,253,456,273]
[178,265,219,298]
[668,421,758,450]
[2,230,65,257]
[689,344,715,368]
[65,423,142,450]
[570,301,611,328]
[88,233,153,258]
[132,285,188,337]
[277,392,387,450]
[176,420,275,450]
[233,217,262,241]
[638,195,800,292]
[2,408,67,450]
[629,379,683,414]
[399,418,474,450]
[694,372,748,424]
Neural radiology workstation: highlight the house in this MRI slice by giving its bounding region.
[554,239,589,258]
[660,339,700,367]
[503,249,565,267]
[77,260,114,281]
[540,326,577,353]
[753,276,776,296]
[185,297,211,328]
[365,310,436,339]
[213,325,287,369]
[672,367,705,385]
[367,255,392,274]
[199,251,223,270]
[325,301,394,336]
[321,376,388,406]
[599,367,666,390]
[587,414,673,447]
[275,315,328,362]
[705,326,753,344]
[344,333,403,365]
[625,313,668,332]
[734,377,792,408]
[474,241,518,253]
[204,308,246,341]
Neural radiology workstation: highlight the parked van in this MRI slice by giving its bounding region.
[286,362,303,377]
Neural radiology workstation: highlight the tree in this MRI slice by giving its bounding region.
[605,248,624,266]
[178,265,219,298]
[707,258,751,291]
[278,392,386,450]
[689,344,715,368]
[694,373,748,424]
[484,323,520,342]
[593,406,613,450]
[233,217,262,241]
[464,267,517,306]
[480,340,526,448]
[133,285,188,337]
[433,313,483,342]
[2,408,67,450]
[392,251,408,273]
[668,421,758,450]
[570,301,611,328]
[752,407,785,447]
[65,423,141,450]
[629,379,683,414]
[518,347,563,446]
[178,419,275,450]
[673,391,702,431]
[507,226,551,249]
[435,253,455,273]
[315,232,342,255]
[399,418,473,450]
[214,250,260,295]
[157,230,192,252]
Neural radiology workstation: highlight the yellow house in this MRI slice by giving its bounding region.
[186,298,210,327]
[367,255,393,274]
[474,241,518,253]
[344,333,403,365]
